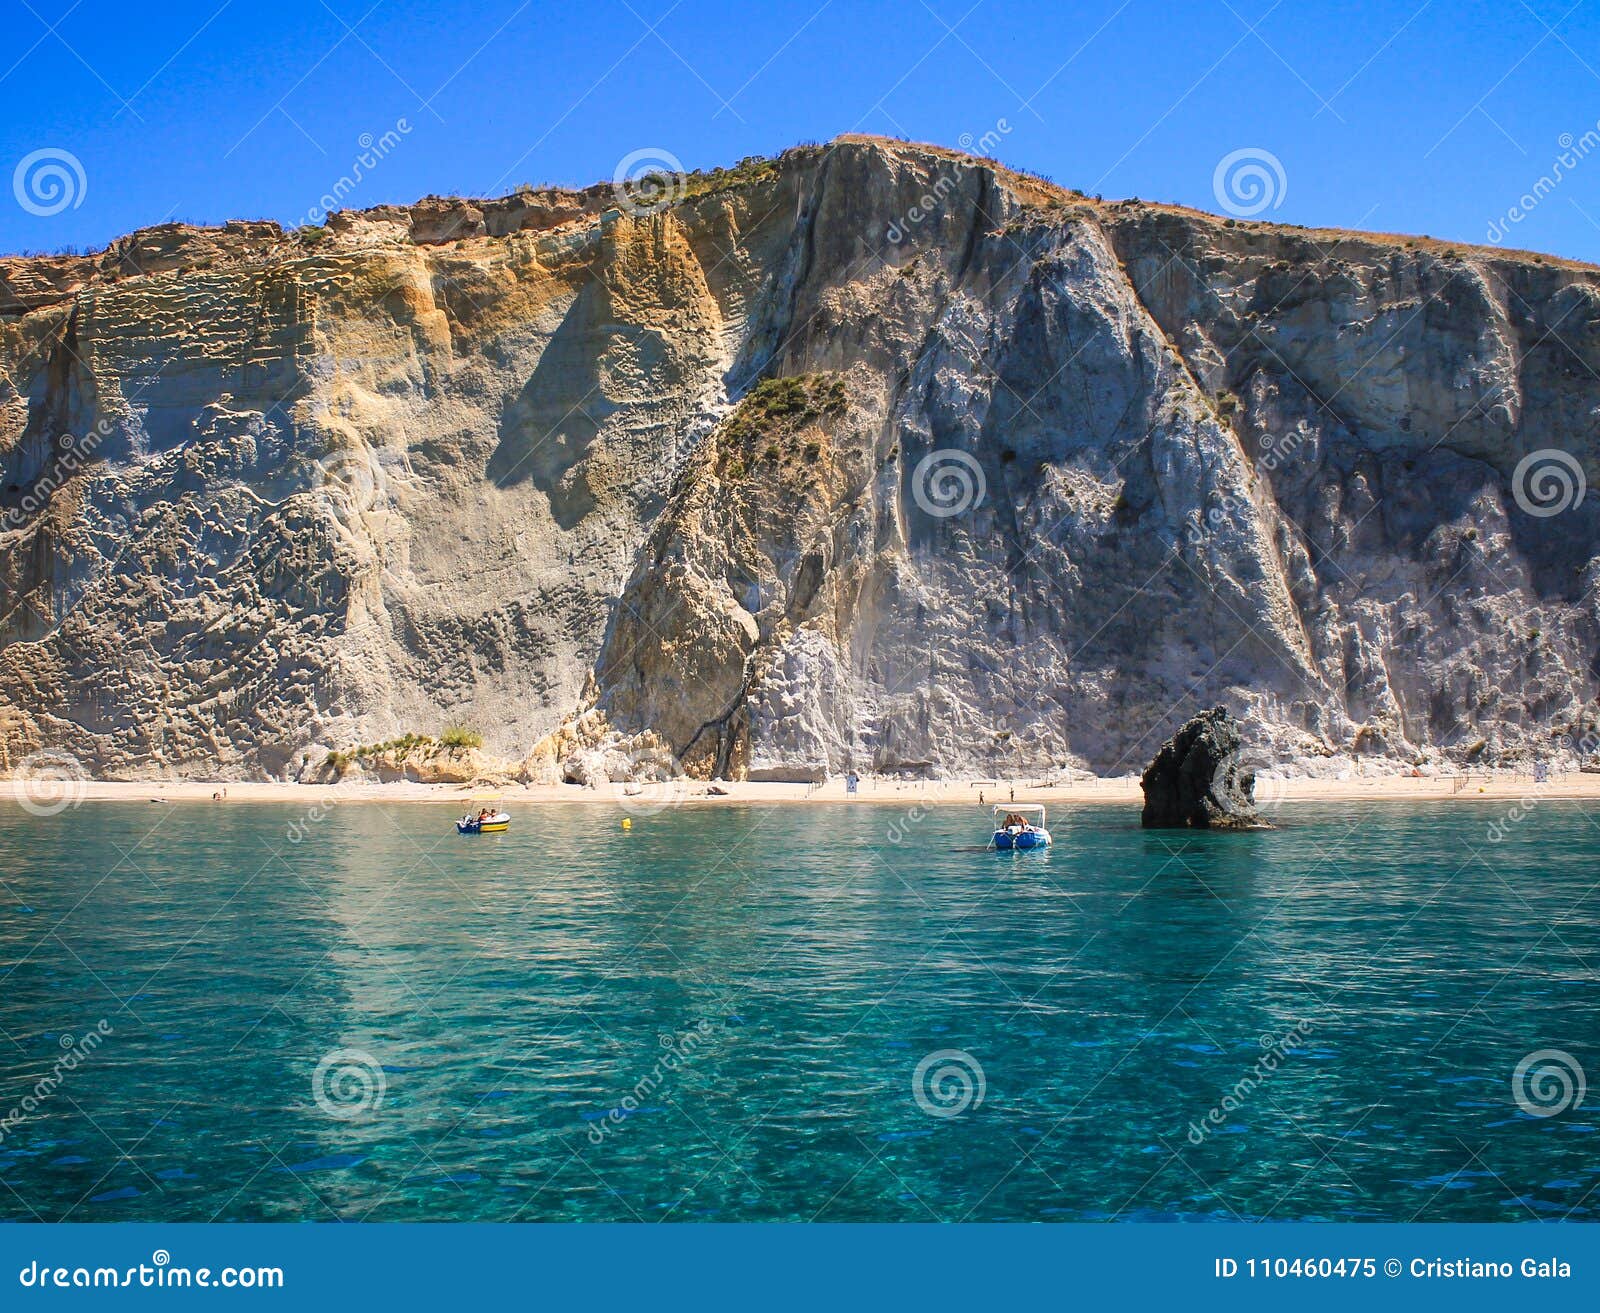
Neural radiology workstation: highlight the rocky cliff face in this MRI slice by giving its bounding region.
[3,136,1599,782]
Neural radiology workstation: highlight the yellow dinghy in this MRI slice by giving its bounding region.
[457,795,510,834]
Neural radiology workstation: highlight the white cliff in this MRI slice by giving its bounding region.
[1,137,1597,782]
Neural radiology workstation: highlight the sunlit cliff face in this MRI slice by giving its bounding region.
[2,136,1598,781]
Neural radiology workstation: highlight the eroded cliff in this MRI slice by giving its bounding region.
[3,136,1598,781]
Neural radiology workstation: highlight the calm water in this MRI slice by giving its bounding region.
[0,796,1596,1222]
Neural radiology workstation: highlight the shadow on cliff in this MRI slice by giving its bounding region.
[486,283,608,529]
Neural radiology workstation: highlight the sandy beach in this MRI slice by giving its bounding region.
[42,770,1600,807]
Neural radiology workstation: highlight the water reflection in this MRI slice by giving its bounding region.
[0,798,1594,1221]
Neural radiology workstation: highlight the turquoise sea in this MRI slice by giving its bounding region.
[0,797,1595,1222]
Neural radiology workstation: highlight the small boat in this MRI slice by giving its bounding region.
[991,803,1052,850]
[457,796,510,834]
[457,811,510,834]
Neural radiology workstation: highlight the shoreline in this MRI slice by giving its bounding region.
[18,771,1600,807]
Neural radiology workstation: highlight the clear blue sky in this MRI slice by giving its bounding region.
[3,0,1600,261]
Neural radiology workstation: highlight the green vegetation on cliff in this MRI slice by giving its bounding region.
[325,726,482,774]
[716,374,849,482]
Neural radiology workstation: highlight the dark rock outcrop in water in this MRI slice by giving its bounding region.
[1140,707,1269,829]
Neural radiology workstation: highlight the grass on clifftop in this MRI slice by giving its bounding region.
[681,153,783,201]
[621,154,785,212]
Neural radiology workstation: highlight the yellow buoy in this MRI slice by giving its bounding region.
[621,817,632,829]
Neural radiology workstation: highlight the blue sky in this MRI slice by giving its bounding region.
[3,0,1600,261]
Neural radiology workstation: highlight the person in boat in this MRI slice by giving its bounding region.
[1002,812,1027,830]
[478,808,491,822]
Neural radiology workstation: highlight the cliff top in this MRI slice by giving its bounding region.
[2,133,1593,316]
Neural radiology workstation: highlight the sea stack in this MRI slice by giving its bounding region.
[1140,706,1270,830]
